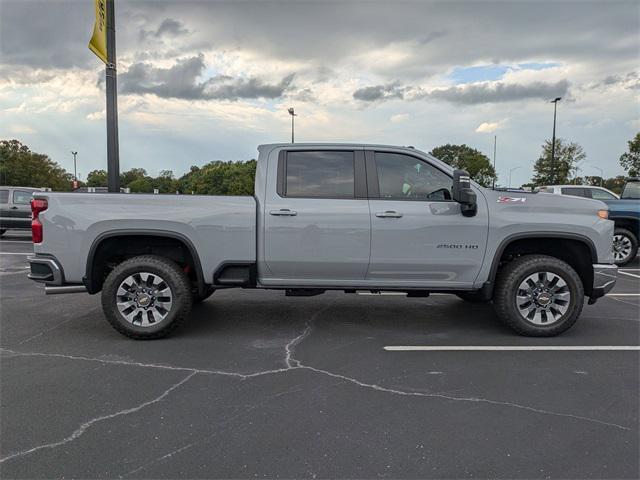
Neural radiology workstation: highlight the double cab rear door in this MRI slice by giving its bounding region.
[261,147,488,289]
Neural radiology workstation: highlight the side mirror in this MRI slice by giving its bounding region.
[452,169,477,217]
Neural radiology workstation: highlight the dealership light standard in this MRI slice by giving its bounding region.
[550,97,561,185]
[71,151,78,181]
[588,164,604,187]
[288,107,297,143]
[509,166,522,189]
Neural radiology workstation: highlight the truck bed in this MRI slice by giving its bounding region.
[33,192,257,285]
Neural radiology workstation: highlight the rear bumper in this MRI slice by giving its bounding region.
[28,255,63,284]
[591,263,617,299]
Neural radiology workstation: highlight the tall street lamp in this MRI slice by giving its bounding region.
[550,97,561,185]
[288,107,297,143]
[509,166,522,189]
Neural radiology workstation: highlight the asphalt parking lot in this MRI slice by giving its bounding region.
[1,231,638,479]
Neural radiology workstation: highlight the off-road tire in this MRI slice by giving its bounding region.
[193,286,216,303]
[455,291,490,303]
[101,255,193,339]
[493,255,584,337]
[613,227,638,267]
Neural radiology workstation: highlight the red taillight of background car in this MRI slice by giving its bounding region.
[31,198,48,244]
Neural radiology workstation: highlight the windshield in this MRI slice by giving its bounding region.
[621,181,640,199]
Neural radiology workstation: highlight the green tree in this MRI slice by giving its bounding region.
[153,170,178,193]
[532,138,586,185]
[429,144,497,187]
[0,139,73,190]
[128,177,154,193]
[86,169,108,187]
[120,168,148,187]
[177,160,256,195]
[619,132,640,177]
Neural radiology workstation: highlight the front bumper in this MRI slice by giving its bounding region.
[591,263,617,300]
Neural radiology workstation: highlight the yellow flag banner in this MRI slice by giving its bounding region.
[88,0,107,64]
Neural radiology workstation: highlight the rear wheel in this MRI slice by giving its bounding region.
[101,255,192,339]
[613,228,638,266]
[493,255,583,337]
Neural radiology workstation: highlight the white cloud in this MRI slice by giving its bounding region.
[8,124,36,134]
[475,119,507,133]
[390,113,410,123]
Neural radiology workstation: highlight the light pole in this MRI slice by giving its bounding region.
[550,97,561,185]
[71,151,78,181]
[288,107,297,143]
[509,166,522,189]
[588,165,604,186]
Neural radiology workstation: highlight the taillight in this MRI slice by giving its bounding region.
[31,198,48,244]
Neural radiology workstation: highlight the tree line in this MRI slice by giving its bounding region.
[1,133,638,194]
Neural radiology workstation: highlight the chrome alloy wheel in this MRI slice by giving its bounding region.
[515,271,570,325]
[116,272,173,327]
[613,234,633,263]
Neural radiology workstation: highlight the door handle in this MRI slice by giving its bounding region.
[9,206,18,210]
[375,210,403,218]
[269,209,297,216]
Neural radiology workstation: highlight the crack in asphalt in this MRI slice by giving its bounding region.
[0,371,197,464]
[0,304,632,467]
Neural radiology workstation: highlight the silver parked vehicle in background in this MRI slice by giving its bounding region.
[27,144,617,339]
[536,185,619,200]
[0,186,41,236]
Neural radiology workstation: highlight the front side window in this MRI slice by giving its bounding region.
[12,190,32,204]
[285,151,355,198]
[561,187,587,197]
[0,189,8,203]
[375,152,452,201]
[590,188,616,200]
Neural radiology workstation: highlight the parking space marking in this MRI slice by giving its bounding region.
[0,252,30,256]
[619,271,640,279]
[606,293,640,296]
[384,346,640,351]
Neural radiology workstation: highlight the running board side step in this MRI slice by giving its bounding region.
[45,285,87,295]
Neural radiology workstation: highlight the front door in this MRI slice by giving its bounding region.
[262,149,371,285]
[366,151,488,288]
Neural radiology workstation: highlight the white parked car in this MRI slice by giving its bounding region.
[536,185,619,200]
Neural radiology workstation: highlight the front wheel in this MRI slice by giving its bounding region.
[493,255,584,337]
[613,228,638,266]
[101,255,193,339]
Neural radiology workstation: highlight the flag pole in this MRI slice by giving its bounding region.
[105,0,120,192]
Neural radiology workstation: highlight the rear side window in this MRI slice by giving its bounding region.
[589,188,616,200]
[621,182,640,199]
[0,189,8,203]
[561,187,587,197]
[13,190,33,204]
[284,151,355,198]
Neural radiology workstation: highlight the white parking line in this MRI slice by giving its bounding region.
[0,252,31,256]
[384,346,640,351]
[619,271,640,279]
[606,293,640,296]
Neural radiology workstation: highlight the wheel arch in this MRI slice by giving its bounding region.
[486,232,597,298]
[85,230,205,295]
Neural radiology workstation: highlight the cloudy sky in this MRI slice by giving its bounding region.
[1,0,638,186]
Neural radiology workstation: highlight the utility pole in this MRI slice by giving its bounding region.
[71,151,78,180]
[550,97,561,185]
[106,0,120,192]
[288,107,297,143]
[492,135,497,189]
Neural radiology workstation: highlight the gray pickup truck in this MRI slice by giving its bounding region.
[28,143,617,339]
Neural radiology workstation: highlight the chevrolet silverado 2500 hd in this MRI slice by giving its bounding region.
[27,144,617,339]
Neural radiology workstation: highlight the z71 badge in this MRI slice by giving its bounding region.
[497,196,526,204]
